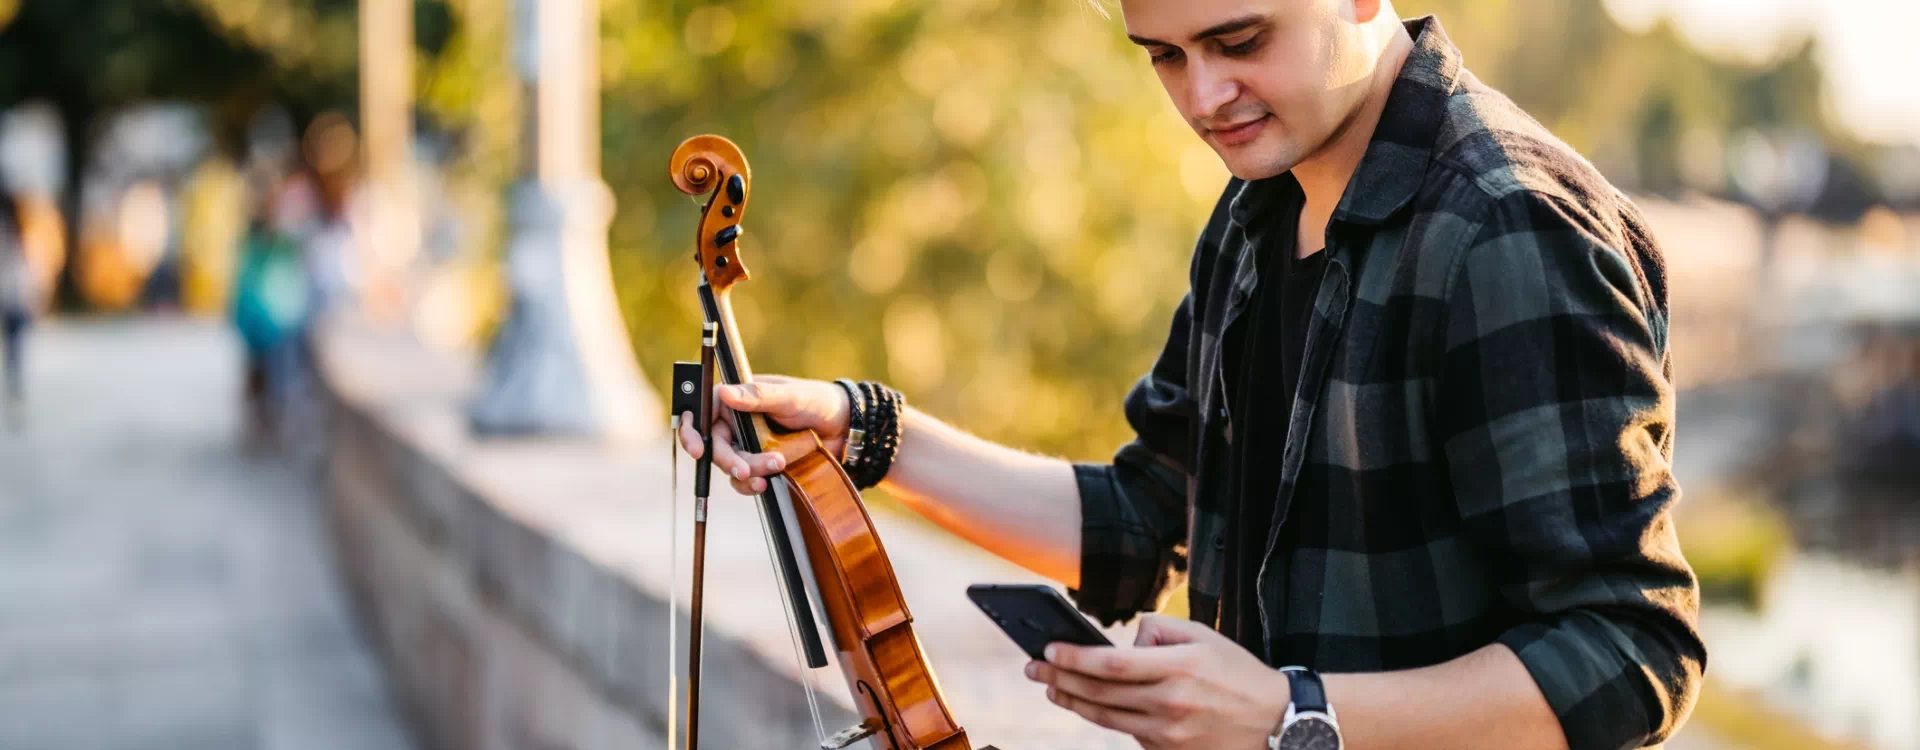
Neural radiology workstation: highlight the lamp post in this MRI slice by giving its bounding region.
[468,0,660,439]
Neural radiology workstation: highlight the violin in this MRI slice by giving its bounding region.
[667,135,995,750]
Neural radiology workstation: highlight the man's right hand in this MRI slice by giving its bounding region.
[676,374,853,496]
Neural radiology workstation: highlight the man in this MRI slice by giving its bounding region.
[679,0,1704,747]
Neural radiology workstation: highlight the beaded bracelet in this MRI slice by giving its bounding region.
[832,378,866,466]
[866,386,902,487]
[844,380,904,490]
[853,381,883,488]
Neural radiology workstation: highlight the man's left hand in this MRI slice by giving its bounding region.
[1026,613,1292,749]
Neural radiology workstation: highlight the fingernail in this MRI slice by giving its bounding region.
[1044,644,1057,662]
[768,456,784,471]
[734,465,748,479]
[1046,687,1058,702]
[1024,663,1038,680]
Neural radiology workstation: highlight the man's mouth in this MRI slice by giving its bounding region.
[1208,114,1270,147]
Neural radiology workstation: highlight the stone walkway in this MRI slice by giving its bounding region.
[0,319,417,750]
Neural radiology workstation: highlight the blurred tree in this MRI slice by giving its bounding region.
[9,0,1878,455]
[589,0,1892,462]
[597,0,1224,460]
[0,0,467,310]
[0,0,283,308]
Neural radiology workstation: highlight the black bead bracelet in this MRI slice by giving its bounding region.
[832,378,867,466]
[837,380,903,490]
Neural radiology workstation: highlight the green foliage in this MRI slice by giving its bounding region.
[591,0,1859,461]
[100,0,1867,459]
[1401,0,1845,195]
[600,0,1224,460]
[1679,486,1792,609]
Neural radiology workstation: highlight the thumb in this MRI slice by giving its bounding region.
[1133,612,1211,647]
[720,380,801,421]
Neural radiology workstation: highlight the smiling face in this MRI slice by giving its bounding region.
[1121,0,1384,180]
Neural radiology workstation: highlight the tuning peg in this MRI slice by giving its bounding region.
[713,225,741,248]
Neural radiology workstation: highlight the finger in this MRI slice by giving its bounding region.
[1027,660,1164,713]
[1133,612,1210,647]
[721,447,786,482]
[705,421,756,479]
[678,414,703,458]
[1047,642,1193,683]
[1045,685,1160,738]
[709,395,737,433]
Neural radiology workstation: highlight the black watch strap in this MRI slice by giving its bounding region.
[1283,667,1328,713]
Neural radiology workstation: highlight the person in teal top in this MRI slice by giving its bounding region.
[230,216,310,448]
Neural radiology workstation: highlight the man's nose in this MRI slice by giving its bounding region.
[1185,58,1239,122]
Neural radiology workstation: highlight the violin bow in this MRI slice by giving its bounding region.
[671,136,832,750]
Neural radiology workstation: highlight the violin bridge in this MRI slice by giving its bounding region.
[819,719,881,749]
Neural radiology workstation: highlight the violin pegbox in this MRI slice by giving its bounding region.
[669,134,753,291]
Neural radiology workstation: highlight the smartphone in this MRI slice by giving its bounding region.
[967,583,1112,661]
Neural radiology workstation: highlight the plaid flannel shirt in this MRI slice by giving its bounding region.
[1069,17,1704,750]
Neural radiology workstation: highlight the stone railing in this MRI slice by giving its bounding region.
[311,314,1142,750]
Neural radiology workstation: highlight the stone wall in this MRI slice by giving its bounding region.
[313,317,852,749]
[311,315,1144,750]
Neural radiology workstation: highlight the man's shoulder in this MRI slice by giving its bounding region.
[1420,69,1667,311]
[1425,68,1640,240]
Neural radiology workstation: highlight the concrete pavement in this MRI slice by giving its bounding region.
[0,318,417,750]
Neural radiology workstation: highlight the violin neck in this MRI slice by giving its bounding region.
[699,284,764,449]
[694,279,831,669]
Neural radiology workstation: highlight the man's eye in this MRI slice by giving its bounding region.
[1220,33,1264,56]
[1150,47,1182,64]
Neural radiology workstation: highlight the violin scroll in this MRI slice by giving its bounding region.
[669,135,753,291]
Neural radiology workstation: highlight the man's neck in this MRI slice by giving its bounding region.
[1293,24,1415,257]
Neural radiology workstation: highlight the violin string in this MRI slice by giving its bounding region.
[751,481,829,742]
[667,417,680,750]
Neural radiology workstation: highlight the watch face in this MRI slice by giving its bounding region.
[1279,716,1341,750]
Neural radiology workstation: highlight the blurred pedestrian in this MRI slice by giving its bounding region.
[230,177,311,451]
[0,188,33,427]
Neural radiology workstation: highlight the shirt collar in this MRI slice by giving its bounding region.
[1229,15,1462,228]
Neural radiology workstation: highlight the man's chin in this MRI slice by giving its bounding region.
[1209,137,1299,181]
[1218,152,1294,181]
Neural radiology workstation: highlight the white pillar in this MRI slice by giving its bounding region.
[359,0,417,321]
[468,0,660,440]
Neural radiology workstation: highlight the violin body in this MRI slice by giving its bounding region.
[764,427,974,749]
[670,135,985,750]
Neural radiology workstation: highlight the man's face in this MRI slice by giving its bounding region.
[1121,0,1373,180]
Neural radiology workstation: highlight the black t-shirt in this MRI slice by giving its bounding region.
[1218,199,1325,654]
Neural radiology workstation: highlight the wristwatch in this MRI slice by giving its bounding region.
[1269,666,1342,750]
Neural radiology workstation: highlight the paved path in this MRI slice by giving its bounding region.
[0,319,417,750]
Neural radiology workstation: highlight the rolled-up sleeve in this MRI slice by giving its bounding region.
[1070,287,1199,625]
[1438,190,1706,750]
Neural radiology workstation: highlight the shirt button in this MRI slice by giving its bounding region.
[1212,533,1226,550]
[1230,289,1247,306]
